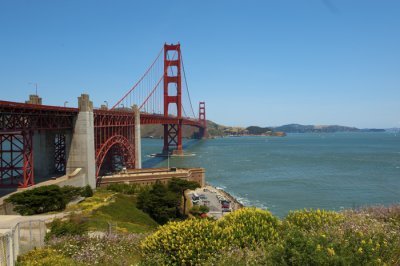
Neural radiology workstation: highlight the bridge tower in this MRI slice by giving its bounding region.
[163,43,183,155]
[199,101,208,139]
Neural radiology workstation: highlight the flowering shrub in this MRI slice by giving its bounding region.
[284,208,345,231]
[16,248,75,266]
[141,218,224,265]
[218,208,280,248]
[141,208,280,264]
[271,208,400,265]
[141,207,400,265]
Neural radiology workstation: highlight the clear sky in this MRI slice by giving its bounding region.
[0,0,399,128]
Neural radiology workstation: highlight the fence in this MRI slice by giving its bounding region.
[0,231,11,266]
[0,220,46,266]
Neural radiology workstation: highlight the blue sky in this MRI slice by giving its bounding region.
[0,0,399,128]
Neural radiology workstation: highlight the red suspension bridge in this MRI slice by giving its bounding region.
[0,43,207,188]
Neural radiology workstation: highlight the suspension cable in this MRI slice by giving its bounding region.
[111,46,164,110]
[180,52,196,118]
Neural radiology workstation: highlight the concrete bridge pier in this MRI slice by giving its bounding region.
[133,105,142,169]
[32,130,72,179]
[33,131,55,178]
[66,94,96,188]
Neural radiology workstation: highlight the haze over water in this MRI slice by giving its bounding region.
[142,132,400,217]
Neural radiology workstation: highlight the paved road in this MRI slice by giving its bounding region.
[188,187,233,219]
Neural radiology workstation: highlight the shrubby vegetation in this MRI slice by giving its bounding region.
[136,178,199,224]
[18,234,144,266]
[45,216,88,241]
[106,183,137,195]
[47,234,143,265]
[189,205,210,217]
[6,185,92,215]
[14,183,400,265]
[142,207,400,265]
[17,248,76,266]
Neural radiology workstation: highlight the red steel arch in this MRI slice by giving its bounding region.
[95,134,134,177]
[93,109,136,181]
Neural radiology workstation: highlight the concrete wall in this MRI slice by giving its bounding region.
[99,168,206,187]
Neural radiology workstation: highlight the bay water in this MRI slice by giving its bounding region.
[142,132,400,217]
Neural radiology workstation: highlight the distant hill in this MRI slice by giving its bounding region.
[141,120,236,138]
[141,124,201,139]
[385,128,400,133]
[273,124,359,133]
[272,124,389,133]
[140,122,388,138]
[246,126,273,135]
[359,128,385,132]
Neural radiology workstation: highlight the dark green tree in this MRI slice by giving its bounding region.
[168,177,200,215]
[137,179,200,224]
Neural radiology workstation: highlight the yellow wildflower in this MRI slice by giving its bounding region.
[327,247,335,256]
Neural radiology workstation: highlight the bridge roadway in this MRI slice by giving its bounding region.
[0,95,206,189]
[0,100,203,129]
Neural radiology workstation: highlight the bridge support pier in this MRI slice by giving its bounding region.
[33,131,56,178]
[133,105,142,169]
[66,94,96,189]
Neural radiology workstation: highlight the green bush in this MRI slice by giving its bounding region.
[6,185,68,215]
[80,185,93,197]
[45,217,87,241]
[6,185,93,215]
[190,205,210,217]
[106,183,137,194]
[60,186,83,202]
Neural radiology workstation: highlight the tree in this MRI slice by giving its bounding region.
[137,181,181,224]
[136,178,200,224]
[168,177,200,215]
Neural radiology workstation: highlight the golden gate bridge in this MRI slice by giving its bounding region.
[0,43,207,188]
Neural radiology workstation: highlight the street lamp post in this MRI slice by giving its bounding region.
[167,152,170,169]
[28,82,38,96]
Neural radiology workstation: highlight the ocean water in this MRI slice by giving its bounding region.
[141,132,400,217]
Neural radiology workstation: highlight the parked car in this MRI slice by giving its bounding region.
[192,193,200,205]
[221,200,230,209]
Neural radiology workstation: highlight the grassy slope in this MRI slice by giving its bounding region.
[88,193,159,233]
[66,189,159,234]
